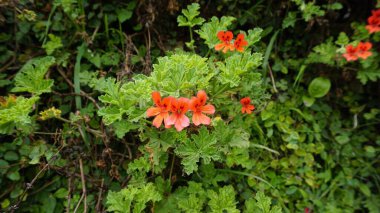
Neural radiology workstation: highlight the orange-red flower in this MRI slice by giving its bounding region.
[366,16,380,34]
[366,9,380,34]
[146,91,173,128]
[356,41,372,59]
[189,90,215,126]
[234,33,248,52]
[166,97,190,131]
[240,97,255,114]
[343,45,359,61]
[215,31,235,53]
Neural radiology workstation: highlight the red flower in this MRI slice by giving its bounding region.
[166,97,190,131]
[189,90,215,126]
[215,31,235,53]
[304,208,310,213]
[356,41,372,59]
[366,9,380,34]
[234,33,248,52]
[366,16,380,34]
[146,91,174,128]
[240,97,255,114]
[343,45,359,61]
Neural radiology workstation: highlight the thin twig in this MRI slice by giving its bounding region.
[267,64,278,93]
[66,177,72,213]
[74,158,88,213]
[95,178,104,212]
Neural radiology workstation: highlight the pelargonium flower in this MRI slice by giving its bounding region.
[240,97,255,114]
[166,97,190,131]
[215,31,235,53]
[146,91,173,128]
[234,33,248,52]
[356,41,372,59]
[189,90,215,126]
[343,45,359,61]
[366,16,380,34]
[366,9,380,34]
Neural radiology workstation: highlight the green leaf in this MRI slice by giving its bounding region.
[302,95,315,107]
[359,183,371,197]
[4,151,19,161]
[116,8,133,23]
[196,16,236,49]
[7,170,21,181]
[0,96,39,134]
[106,183,162,213]
[217,52,263,87]
[42,34,63,55]
[54,188,68,199]
[308,77,331,98]
[151,52,213,94]
[306,38,337,66]
[207,185,239,213]
[357,69,380,84]
[12,56,55,94]
[335,32,349,46]
[177,3,205,27]
[245,191,282,213]
[247,28,263,46]
[0,160,9,175]
[175,127,221,175]
[282,12,297,29]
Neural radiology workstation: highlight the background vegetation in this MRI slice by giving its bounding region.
[0,0,379,212]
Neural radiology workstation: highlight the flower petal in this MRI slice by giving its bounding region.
[198,113,211,125]
[201,104,215,114]
[152,114,164,128]
[166,114,176,126]
[215,43,225,51]
[197,90,208,105]
[146,107,161,117]
[152,91,161,106]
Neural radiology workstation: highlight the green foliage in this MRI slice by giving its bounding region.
[175,127,221,174]
[177,3,205,28]
[42,34,63,55]
[0,96,39,134]
[12,56,56,95]
[106,183,162,213]
[216,52,263,87]
[150,52,212,94]
[245,191,282,213]
[308,77,331,98]
[207,185,239,213]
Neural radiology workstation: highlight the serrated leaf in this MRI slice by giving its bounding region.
[177,3,205,27]
[42,34,63,55]
[247,28,263,46]
[175,127,221,175]
[282,12,297,29]
[106,183,162,213]
[335,32,349,46]
[217,52,263,87]
[308,77,331,98]
[207,185,239,213]
[357,69,380,84]
[12,56,55,94]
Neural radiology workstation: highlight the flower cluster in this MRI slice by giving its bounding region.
[215,31,248,53]
[343,42,372,61]
[146,91,215,131]
[366,9,380,34]
[240,97,255,114]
